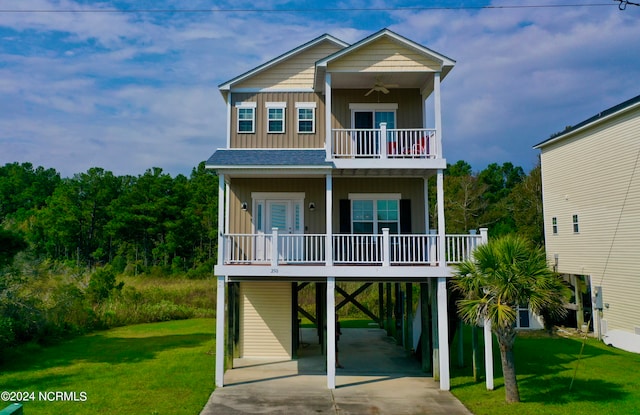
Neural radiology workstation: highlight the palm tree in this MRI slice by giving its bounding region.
[452,234,569,403]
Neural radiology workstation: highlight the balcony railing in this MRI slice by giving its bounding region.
[331,125,437,160]
[222,229,484,266]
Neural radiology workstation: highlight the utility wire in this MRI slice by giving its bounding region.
[0,3,619,14]
[615,0,640,9]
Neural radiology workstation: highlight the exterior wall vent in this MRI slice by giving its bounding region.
[601,319,608,334]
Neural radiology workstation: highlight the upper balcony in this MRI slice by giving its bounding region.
[329,124,442,169]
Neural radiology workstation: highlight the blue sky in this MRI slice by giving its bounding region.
[1,0,639,177]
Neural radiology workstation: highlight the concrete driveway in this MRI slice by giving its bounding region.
[200,327,472,414]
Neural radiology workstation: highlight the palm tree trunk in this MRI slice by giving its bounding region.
[496,328,520,403]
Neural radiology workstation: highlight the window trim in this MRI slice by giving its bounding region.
[552,217,558,235]
[266,101,286,134]
[296,102,316,134]
[348,193,401,234]
[236,102,256,134]
[572,214,579,234]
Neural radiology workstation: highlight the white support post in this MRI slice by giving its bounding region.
[484,318,494,390]
[325,174,333,266]
[382,228,390,267]
[380,122,388,159]
[434,71,442,159]
[325,73,332,160]
[271,228,279,267]
[424,177,430,232]
[479,227,488,244]
[327,277,336,389]
[215,276,226,388]
[436,170,446,266]
[437,276,450,390]
[217,174,225,265]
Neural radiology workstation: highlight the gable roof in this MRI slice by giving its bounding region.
[316,28,456,73]
[218,34,349,93]
[534,94,640,149]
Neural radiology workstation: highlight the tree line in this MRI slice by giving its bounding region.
[1,161,219,277]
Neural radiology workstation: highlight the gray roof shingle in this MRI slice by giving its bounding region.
[206,149,333,168]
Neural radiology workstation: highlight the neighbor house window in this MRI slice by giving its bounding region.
[236,102,256,133]
[552,217,558,235]
[573,214,579,233]
[349,194,400,234]
[296,102,316,133]
[266,102,286,133]
[516,304,530,328]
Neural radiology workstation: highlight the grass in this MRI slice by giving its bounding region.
[450,328,640,415]
[0,318,215,415]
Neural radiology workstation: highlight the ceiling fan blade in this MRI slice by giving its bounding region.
[365,88,375,96]
[380,86,390,94]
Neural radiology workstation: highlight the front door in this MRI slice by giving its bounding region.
[255,197,304,262]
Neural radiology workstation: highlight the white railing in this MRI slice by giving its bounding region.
[331,125,437,159]
[333,234,384,264]
[445,234,482,264]
[222,230,485,266]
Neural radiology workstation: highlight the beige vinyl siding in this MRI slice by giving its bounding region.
[330,89,423,130]
[328,37,441,73]
[540,107,640,333]
[333,178,426,233]
[240,282,292,358]
[231,92,325,148]
[228,178,325,234]
[235,42,343,90]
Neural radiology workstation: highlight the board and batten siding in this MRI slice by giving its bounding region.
[332,177,426,234]
[231,92,325,149]
[540,107,640,334]
[240,282,292,358]
[327,37,441,73]
[228,178,325,235]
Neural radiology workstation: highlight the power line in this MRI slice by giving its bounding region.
[0,3,619,14]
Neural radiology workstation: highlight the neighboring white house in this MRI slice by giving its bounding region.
[534,94,640,354]
[205,28,495,391]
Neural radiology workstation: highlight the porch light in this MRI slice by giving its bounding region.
[241,202,248,211]
[309,202,316,212]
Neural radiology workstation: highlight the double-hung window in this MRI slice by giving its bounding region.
[236,102,256,133]
[296,102,316,133]
[552,217,558,235]
[350,194,400,234]
[572,214,579,233]
[266,102,286,133]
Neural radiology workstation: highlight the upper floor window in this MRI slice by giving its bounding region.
[573,214,579,233]
[552,217,558,235]
[266,102,286,133]
[296,102,316,133]
[236,102,256,133]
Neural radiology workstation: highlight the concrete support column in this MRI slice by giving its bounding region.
[215,276,226,388]
[437,276,450,390]
[484,318,494,390]
[327,277,336,389]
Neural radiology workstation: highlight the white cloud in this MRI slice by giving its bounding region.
[1,0,639,176]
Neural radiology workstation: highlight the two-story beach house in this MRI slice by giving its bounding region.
[206,29,487,390]
[534,94,640,354]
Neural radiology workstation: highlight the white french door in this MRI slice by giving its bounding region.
[253,193,304,262]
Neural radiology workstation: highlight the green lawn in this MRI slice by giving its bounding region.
[0,318,215,415]
[450,329,640,415]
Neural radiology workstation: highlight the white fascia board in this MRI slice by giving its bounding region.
[534,100,640,149]
[331,159,447,170]
[316,29,456,70]
[210,167,332,177]
[215,264,452,278]
[219,34,349,91]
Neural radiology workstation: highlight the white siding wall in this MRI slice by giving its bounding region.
[240,282,292,358]
[540,107,640,334]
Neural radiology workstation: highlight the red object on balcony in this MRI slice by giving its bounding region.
[387,142,397,155]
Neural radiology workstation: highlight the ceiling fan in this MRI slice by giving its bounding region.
[365,76,398,96]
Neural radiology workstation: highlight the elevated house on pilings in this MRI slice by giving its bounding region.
[206,28,490,390]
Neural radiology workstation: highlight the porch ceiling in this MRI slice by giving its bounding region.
[329,71,432,90]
